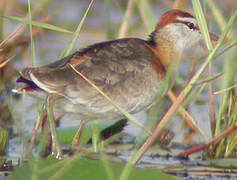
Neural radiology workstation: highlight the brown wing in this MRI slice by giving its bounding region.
[20,38,164,113]
[21,38,150,91]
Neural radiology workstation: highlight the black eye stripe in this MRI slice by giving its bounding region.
[174,20,199,30]
[186,22,194,29]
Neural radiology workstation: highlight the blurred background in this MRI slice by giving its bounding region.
[0,0,237,165]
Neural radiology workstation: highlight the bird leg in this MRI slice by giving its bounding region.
[72,121,86,148]
[46,94,62,159]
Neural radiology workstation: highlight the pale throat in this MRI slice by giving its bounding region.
[152,29,184,70]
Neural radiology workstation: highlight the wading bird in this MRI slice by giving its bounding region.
[14,9,217,158]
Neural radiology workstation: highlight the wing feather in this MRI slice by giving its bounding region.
[20,38,164,113]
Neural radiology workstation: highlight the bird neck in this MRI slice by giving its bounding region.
[148,28,184,70]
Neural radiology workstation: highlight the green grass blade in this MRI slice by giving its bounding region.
[104,0,116,40]
[63,0,94,57]
[192,0,217,138]
[3,15,73,34]
[0,1,6,41]
[206,0,230,33]
[27,0,36,66]
[192,0,213,50]
[135,0,156,32]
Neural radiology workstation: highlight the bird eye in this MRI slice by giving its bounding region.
[186,22,195,30]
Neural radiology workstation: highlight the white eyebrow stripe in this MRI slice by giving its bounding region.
[176,17,197,25]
